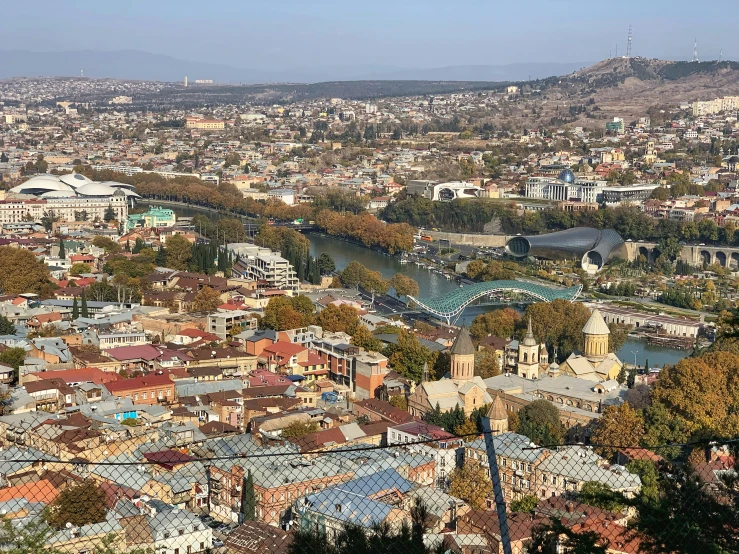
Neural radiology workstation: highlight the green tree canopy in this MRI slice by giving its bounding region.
[517,399,566,446]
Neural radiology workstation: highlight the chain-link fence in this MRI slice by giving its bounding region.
[0,412,735,554]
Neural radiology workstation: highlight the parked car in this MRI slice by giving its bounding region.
[212,538,224,547]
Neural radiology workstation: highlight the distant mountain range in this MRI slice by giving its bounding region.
[0,49,593,84]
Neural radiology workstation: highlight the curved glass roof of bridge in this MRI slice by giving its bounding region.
[408,280,582,324]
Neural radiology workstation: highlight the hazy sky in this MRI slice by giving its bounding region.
[2,0,736,69]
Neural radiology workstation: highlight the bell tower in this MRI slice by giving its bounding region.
[517,317,541,379]
[450,327,475,384]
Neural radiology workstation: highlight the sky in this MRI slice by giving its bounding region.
[1,0,737,71]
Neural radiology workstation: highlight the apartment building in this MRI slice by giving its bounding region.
[185,117,225,130]
[388,421,463,489]
[464,434,640,502]
[208,310,256,340]
[104,374,175,405]
[231,255,299,293]
[96,332,148,350]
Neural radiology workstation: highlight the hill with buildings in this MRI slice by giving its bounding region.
[515,57,739,127]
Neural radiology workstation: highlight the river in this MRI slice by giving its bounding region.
[158,202,690,368]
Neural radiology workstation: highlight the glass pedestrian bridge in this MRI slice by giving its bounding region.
[408,280,582,324]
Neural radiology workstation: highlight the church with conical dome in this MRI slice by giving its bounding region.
[407,327,492,418]
[558,308,623,382]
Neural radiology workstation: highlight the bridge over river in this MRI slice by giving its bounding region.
[408,280,582,324]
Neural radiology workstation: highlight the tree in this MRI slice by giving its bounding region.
[627,459,659,505]
[525,300,592,360]
[474,349,500,379]
[316,304,360,334]
[590,403,645,460]
[155,246,167,266]
[91,236,121,254]
[241,470,257,522]
[0,315,15,335]
[192,286,221,312]
[360,269,388,304]
[470,308,520,340]
[651,351,739,439]
[316,253,336,275]
[262,297,307,331]
[282,420,319,439]
[47,481,107,529]
[165,234,193,270]
[389,273,420,298]
[69,262,91,275]
[389,395,408,410]
[103,205,117,222]
[510,494,539,513]
[0,247,51,295]
[528,517,608,554]
[607,322,630,353]
[132,237,145,254]
[577,481,625,512]
[387,330,432,383]
[351,324,382,352]
[448,461,493,510]
[341,261,366,289]
[517,400,565,446]
[0,347,25,383]
[58,238,66,259]
[454,419,479,442]
[80,289,89,318]
[624,384,651,410]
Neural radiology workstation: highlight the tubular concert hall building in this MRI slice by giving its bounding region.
[3,174,138,224]
[506,227,625,274]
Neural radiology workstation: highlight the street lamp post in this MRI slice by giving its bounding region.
[630,350,639,370]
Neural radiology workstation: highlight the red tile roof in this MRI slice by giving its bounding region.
[105,373,173,394]
[28,368,119,385]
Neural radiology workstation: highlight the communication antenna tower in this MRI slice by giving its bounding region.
[719,49,723,62]
[693,39,699,62]
[615,43,618,58]
[626,25,632,58]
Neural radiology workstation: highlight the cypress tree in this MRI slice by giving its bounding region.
[240,470,257,522]
[80,289,89,318]
[125,239,131,253]
[71,296,79,319]
[58,238,66,259]
[156,246,167,267]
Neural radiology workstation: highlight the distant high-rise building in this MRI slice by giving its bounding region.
[184,76,188,87]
